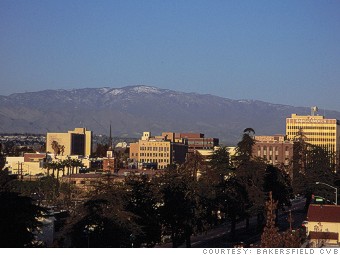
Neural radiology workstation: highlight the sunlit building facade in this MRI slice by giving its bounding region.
[286,113,340,165]
[129,132,188,169]
[46,128,92,157]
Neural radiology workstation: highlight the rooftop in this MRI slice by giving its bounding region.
[307,204,340,223]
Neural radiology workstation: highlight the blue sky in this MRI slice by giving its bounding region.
[1,0,340,110]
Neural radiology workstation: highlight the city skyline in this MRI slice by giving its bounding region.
[1,1,340,110]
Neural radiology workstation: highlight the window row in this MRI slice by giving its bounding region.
[140,159,170,163]
[287,126,336,130]
[140,146,170,151]
[140,153,170,157]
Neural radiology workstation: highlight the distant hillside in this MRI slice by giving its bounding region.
[1,85,339,145]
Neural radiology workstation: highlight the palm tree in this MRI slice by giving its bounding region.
[43,162,52,176]
[71,159,83,174]
[48,162,58,178]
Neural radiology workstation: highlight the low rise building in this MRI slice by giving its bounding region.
[306,204,340,247]
[5,153,52,175]
[175,133,219,153]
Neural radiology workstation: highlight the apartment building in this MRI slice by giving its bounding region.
[129,132,188,169]
[46,128,92,157]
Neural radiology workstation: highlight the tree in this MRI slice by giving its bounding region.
[93,143,109,158]
[234,128,255,165]
[264,165,293,213]
[216,177,248,239]
[125,174,162,247]
[0,143,5,170]
[261,192,282,248]
[292,138,336,208]
[234,129,266,230]
[158,167,200,247]
[261,192,302,248]
[236,158,267,229]
[0,191,46,247]
[0,169,16,191]
[207,146,232,181]
[200,146,249,237]
[66,182,141,247]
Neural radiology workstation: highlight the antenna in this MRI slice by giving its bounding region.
[311,106,318,116]
[109,121,112,149]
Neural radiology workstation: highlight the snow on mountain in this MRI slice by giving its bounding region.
[1,85,339,144]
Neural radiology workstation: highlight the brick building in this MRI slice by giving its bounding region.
[253,135,294,167]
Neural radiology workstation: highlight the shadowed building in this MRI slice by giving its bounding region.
[253,135,294,167]
[175,133,219,153]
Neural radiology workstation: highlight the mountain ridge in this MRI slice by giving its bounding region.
[1,85,339,145]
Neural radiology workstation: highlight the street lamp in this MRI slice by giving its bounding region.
[315,182,338,205]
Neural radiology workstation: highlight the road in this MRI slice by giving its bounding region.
[157,198,307,248]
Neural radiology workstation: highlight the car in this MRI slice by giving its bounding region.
[301,220,308,227]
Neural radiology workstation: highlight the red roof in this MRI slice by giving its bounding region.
[307,204,340,223]
[309,231,338,240]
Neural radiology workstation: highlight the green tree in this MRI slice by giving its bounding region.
[0,169,16,191]
[234,128,255,165]
[264,165,293,211]
[158,166,200,248]
[208,146,232,180]
[292,137,336,208]
[125,174,162,247]
[235,129,266,229]
[93,143,109,158]
[216,177,248,239]
[0,192,46,247]
[201,146,249,237]
[66,182,140,247]
[0,143,5,170]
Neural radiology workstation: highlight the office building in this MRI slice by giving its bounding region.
[129,132,188,169]
[253,135,294,167]
[175,133,219,153]
[46,128,92,157]
[286,110,340,164]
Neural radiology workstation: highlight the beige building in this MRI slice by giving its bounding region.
[5,153,52,176]
[286,113,340,166]
[129,132,188,169]
[306,204,340,247]
[46,128,92,157]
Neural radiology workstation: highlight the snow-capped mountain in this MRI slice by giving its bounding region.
[1,85,339,144]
